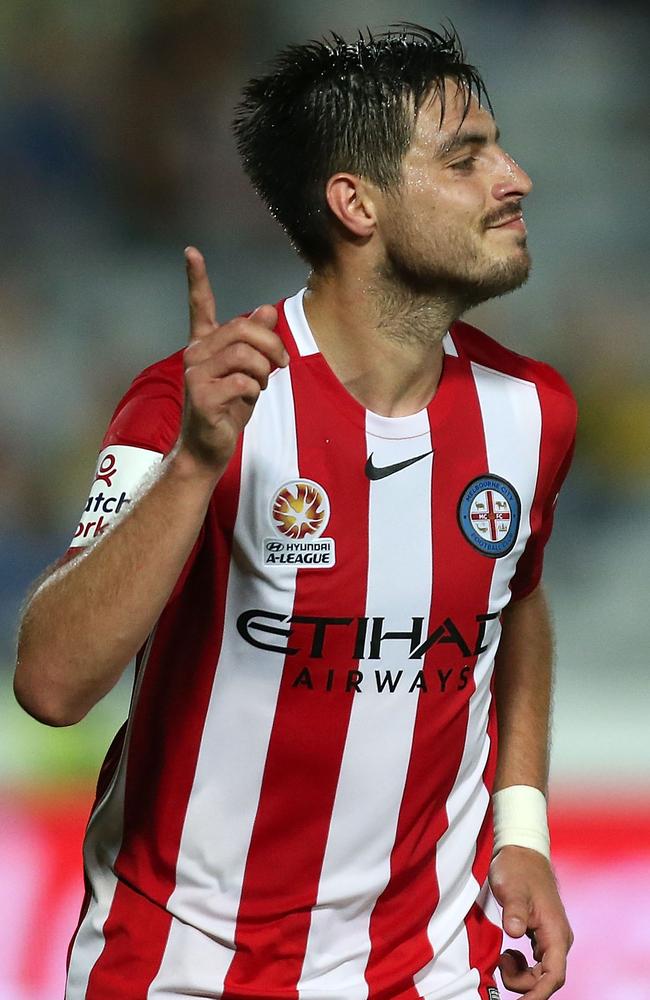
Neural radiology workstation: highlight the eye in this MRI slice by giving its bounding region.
[450,156,477,172]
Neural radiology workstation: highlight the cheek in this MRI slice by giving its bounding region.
[404,165,441,198]
[403,168,483,221]
[410,193,481,242]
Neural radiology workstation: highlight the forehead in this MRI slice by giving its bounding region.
[411,82,495,152]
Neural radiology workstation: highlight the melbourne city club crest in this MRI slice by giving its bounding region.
[457,475,521,557]
[264,479,336,568]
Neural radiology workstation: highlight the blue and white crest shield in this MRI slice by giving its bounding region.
[458,475,521,557]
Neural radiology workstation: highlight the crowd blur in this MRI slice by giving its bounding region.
[2,0,649,789]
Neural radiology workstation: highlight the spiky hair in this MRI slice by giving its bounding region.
[233,23,491,268]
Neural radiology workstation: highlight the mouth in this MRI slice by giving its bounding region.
[486,212,526,233]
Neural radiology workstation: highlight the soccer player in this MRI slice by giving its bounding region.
[15,25,575,1000]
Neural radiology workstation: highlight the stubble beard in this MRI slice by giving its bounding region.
[373,220,531,347]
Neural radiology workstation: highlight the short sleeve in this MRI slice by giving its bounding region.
[68,352,184,550]
[509,382,577,601]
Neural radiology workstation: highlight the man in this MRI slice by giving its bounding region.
[15,24,575,1000]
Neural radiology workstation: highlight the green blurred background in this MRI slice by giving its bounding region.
[1,2,649,997]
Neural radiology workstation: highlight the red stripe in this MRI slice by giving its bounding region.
[365,354,496,998]
[222,355,370,998]
[84,441,243,998]
[465,898,503,999]
[66,721,128,974]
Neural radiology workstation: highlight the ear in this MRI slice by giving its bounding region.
[325,173,377,240]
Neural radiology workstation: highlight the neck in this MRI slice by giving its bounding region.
[303,260,462,417]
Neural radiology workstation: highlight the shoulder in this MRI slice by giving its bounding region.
[118,349,185,400]
[103,349,185,454]
[451,319,577,432]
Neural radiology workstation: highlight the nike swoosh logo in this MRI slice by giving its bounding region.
[365,450,433,481]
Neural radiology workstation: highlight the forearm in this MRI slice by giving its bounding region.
[14,445,223,726]
[493,584,554,794]
[490,587,573,999]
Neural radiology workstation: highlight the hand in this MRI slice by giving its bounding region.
[489,846,573,1000]
[179,246,289,474]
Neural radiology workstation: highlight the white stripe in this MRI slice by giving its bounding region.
[471,361,542,613]
[298,411,433,1000]
[443,332,458,357]
[148,366,301,997]
[414,364,541,995]
[65,629,158,999]
[418,923,481,1000]
[284,288,318,356]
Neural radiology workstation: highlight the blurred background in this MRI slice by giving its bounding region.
[1,1,648,997]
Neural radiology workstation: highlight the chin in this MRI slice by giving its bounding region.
[455,259,531,309]
[379,243,531,306]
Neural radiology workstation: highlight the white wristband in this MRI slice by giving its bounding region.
[492,785,550,860]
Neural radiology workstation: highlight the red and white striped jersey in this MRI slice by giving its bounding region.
[65,289,576,1000]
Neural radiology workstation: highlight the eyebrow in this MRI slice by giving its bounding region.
[437,126,501,157]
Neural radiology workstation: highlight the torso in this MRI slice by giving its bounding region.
[66,289,576,1000]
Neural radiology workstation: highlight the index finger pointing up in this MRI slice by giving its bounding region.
[185,246,217,339]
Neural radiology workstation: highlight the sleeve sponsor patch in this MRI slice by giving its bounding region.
[69,445,164,548]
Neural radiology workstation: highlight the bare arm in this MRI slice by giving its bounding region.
[493,583,553,794]
[489,583,573,1000]
[14,249,288,727]
[15,449,220,726]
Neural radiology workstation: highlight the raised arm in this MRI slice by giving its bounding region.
[14,249,287,727]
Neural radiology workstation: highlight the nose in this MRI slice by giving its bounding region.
[491,153,533,202]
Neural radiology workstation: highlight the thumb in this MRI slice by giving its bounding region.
[502,897,529,938]
[249,303,278,330]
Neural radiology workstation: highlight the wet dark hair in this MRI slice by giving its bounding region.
[233,23,492,269]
